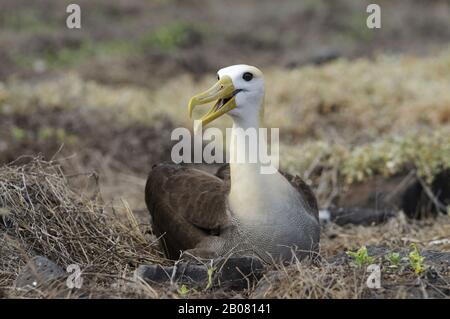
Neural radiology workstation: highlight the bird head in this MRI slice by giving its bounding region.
[188,64,265,126]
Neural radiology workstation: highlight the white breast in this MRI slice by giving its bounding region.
[228,169,303,224]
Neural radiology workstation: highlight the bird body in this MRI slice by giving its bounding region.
[145,65,320,263]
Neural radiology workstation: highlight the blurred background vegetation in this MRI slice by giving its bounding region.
[1,0,450,84]
[0,0,449,212]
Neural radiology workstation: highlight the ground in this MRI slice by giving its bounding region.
[0,0,449,299]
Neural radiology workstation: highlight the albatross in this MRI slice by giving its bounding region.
[145,65,320,263]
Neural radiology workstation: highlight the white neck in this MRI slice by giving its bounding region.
[228,104,289,221]
[229,113,262,177]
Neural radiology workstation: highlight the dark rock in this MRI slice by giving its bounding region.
[402,170,450,219]
[334,170,450,222]
[15,256,66,289]
[135,263,208,286]
[327,208,395,226]
[136,256,264,290]
[214,256,264,290]
[251,271,284,298]
[421,250,450,267]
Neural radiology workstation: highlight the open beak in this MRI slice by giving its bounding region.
[188,76,237,126]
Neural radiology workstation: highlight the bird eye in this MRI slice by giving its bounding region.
[217,75,220,80]
[242,72,253,81]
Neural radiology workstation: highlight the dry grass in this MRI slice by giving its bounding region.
[252,214,450,299]
[0,158,448,299]
[268,51,450,141]
[0,157,169,298]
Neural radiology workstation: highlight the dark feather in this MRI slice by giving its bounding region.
[145,163,230,259]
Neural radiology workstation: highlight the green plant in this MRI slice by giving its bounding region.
[346,12,374,42]
[178,284,189,296]
[206,266,216,289]
[408,244,425,274]
[11,127,26,141]
[36,127,78,145]
[346,246,374,267]
[42,39,136,68]
[385,252,401,268]
[1,9,55,32]
[141,23,199,51]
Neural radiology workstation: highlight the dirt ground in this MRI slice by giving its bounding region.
[0,0,449,299]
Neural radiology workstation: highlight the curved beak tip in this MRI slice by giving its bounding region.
[187,76,236,125]
[188,100,194,118]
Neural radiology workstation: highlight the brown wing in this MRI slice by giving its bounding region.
[283,172,319,221]
[145,163,230,259]
[216,164,319,221]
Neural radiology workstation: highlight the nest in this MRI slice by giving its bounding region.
[0,157,165,297]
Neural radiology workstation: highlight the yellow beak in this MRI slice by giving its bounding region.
[188,76,237,126]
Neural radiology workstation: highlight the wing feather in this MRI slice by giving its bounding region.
[145,163,230,259]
